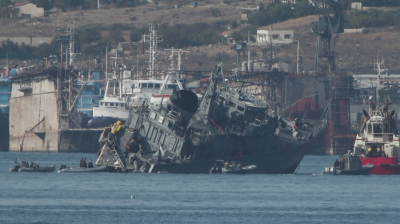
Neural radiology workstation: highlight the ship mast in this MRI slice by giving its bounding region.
[373,54,388,108]
[194,63,224,124]
[145,23,162,79]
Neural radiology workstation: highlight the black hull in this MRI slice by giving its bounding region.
[0,114,9,151]
[59,129,103,153]
[99,130,322,174]
[18,165,55,172]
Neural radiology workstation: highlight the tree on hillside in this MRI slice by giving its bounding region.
[31,0,54,10]
[248,2,292,26]
[105,0,148,8]
[79,28,101,44]
[130,28,142,42]
[0,6,12,18]
[248,1,320,26]
[160,23,219,48]
[360,0,400,7]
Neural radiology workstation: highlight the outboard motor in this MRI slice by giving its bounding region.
[167,90,199,123]
[59,165,67,171]
[9,165,20,172]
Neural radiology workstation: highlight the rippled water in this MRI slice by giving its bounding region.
[1,152,400,224]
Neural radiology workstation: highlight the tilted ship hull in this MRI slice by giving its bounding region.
[95,64,327,174]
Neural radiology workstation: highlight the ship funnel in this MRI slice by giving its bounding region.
[168,90,198,113]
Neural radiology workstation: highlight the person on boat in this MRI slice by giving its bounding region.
[334,159,340,169]
[88,160,93,168]
[224,161,230,168]
[339,157,344,169]
[111,120,122,135]
[79,158,84,168]
[83,158,87,168]
[30,161,34,168]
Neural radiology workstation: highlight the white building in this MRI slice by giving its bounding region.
[257,28,293,44]
[14,1,44,18]
[351,2,362,10]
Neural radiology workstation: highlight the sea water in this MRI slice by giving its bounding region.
[1,152,399,224]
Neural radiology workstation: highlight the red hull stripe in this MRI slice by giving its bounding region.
[359,157,400,174]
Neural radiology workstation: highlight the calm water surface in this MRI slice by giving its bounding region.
[1,152,399,224]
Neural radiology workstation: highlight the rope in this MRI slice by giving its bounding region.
[228,151,242,164]
[287,117,306,137]
[207,115,224,134]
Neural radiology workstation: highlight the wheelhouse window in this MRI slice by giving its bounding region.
[155,84,161,88]
[373,124,382,133]
[367,123,372,134]
[142,83,148,88]
[237,105,244,112]
[121,103,124,107]
[168,84,175,89]
[228,101,236,108]
[105,103,108,106]
[100,102,103,106]
[148,83,154,88]
[110,103,114,106]
[115,103,119,106]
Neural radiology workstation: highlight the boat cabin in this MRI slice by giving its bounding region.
[340,154,362,170]
[132,80,179,95]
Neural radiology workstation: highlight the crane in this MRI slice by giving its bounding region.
[311,0,345,73]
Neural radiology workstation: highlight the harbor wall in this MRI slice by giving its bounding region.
[9,77,59,152]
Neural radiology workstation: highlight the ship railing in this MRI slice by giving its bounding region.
[365,133,394,142]
[169,110,178,120]
[144,108,151,118]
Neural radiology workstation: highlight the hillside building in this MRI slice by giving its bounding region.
[14,1,44,18]
[257,28,294,44]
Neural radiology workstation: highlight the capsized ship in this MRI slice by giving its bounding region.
[95,64,328,173]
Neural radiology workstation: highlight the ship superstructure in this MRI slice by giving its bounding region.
[95,63,328,173]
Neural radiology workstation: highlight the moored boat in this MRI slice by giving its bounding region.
[9,160,55,172]
[353,59,400,174]
[59,165,107,172]
[19,165,55,172]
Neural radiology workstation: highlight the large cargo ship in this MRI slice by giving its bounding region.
[95,64,328,173]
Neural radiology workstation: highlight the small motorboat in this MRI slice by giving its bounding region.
[210,159,257,174]
[58,165,108,172]
[323,152,375,175]
[10,160,55,172]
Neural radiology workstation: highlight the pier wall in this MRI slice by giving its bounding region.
[9,77,59,152]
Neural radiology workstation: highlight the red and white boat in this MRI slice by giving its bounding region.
[353,58,400,174]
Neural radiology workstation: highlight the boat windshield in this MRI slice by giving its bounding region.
[373,124,382,134]
[383,123,391,133]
